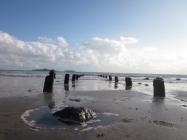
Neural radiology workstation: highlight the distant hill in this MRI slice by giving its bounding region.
[64,70,76,73]
[32,68,50,71]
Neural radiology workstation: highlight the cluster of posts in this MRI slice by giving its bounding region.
[64,74,84,89]
[98,75,133,90]
[43,70,165,97]
[98,74,165,97]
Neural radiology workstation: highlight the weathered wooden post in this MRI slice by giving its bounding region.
[115,76,118,83]
[109,75,112,81]
[125,77,132,90]
[72,74,76,87]
[64,74,69,85]
[153,77,165,97]
[64,84,69,91]
[72,74,76,82]
[43,70,56,93]
[76,74,79,80]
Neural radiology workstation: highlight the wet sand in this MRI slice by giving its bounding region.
[1,91,187,140]
[1,76,187,140]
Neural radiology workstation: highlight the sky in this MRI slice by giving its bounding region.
[0,0,187,74]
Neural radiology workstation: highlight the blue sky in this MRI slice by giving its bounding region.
[0,0,187,73]
[1,0,186,43]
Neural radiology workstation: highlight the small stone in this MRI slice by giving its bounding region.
[144,77,149,80]
[28,89,32,92]
[69,98,81,102]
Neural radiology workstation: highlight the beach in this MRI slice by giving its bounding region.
[1,71,187,140]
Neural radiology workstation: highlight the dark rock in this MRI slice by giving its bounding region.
[138,83,142,84]
[69,98,81,102]
[53,107,96,123]
[153,77,165,97]
[122,118,133,123]
[145,84,149,86]
[152,120,173,128]
[144,77,149,80]
[176,78,181,80]
[28,89,32,92]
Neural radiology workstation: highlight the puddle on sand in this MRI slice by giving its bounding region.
[21,106,119,132]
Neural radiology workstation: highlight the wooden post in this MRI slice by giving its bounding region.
[109,75,112,81]
[125,77,132,90]
[64,74,69,85]
[72,74,76,82]
[153,77,165,97]
[115,76,118,83]
[43,70,56,93]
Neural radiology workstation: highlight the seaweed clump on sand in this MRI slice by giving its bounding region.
[53,107,96,124]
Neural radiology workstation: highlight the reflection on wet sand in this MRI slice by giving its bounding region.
[125,86,132,90]
[152,96,165,104]
[43,93,55,109]
[114,82,118,89]
[72,82,75,88]
[64,84,69,91]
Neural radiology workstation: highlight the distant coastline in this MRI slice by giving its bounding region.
[63,70,76,73]
[32,68,50,71]
[32,69,76,73]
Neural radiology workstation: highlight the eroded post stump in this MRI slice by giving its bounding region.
[153,77,165,97]
[125,77,132,90]
[64,74,70,85]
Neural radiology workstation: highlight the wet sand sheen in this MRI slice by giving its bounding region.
[1,75,187,139]
[1,90,187,140]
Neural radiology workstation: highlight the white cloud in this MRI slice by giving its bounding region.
[0,31,187,74]
[57,37,69,48]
